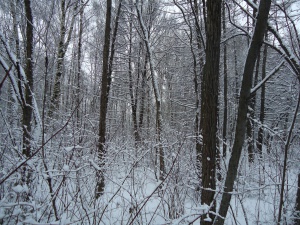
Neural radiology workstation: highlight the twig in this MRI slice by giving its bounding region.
[277,87,300,224]
[128,140,185,225]
[0,65,12,93]
[0,98,83,186]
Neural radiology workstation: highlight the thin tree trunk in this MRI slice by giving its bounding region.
[191,0,204,182]
[22,0,34,159]
[214,1,272,224]
[222,2,228,159]
[41,2,58,219]
[136,0,165,180]
[49,0,67,116]
[294,173,300,225]
[278,89,300,224]
[174,0,203,182]
[257,36,268,155]
[231,38,239,143]
[11,0,25,107]
[76,1,84,126]
[247,52,260,163]
[49,0,77,117]
[138,54,148,129]
[128,3,140,147]
[200,0,222,223]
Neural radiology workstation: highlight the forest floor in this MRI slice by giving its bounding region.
[84,142,299,225]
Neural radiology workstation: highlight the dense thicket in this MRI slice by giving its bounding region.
[0,0,299,224]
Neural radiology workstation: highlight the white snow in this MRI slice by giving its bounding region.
[64,146,74,152]
[12,185,25,193]
[251,60,285,94]
[62,165,69,171]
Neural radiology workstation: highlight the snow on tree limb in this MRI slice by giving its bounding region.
[250,60,284,94]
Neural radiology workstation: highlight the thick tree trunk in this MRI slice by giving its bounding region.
[96,0,112,198]
[200,0,222,223]
[107,0,122,95]
[96,0,122,198]
[214,1,271,224]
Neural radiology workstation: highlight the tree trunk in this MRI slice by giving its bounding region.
[257,36,268,155]
[222,2,228,159]
[49,0,77,117]
[247,51,260,163]
[278,90,300,224]
[138,54,148,130]
[231,39,239,144]
[11,0,25,108]
[76,1,84,126]
[214,1,272,224]
[96,0,112,198]
[294,173,300,225]
[200,0,222,223]
[128,4,140,147]
[174,0,203,183]
[136,0,165,180]
[19,0,34,203]
[96,0,122,198]
[191,0,204,183]
[22,0,34,159]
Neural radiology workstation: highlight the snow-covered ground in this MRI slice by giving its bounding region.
[0,133,299,225]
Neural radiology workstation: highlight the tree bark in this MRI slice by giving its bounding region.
[96,0,122,198]
[22,0,34,158]
[128,3,140,147]
[222,2,228,159]
[190,0,204,183]
[214,1,272,224]
[138,54,148,130]
[257,36,268,155]
[11,0,25,108]
[76,0,84,126]
[200,0,222,223]
[96,0,112,198]
[49,0,78,117]
[247,51,260,163]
